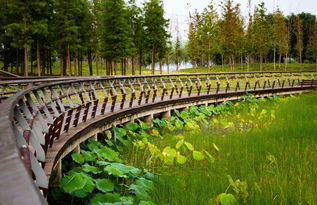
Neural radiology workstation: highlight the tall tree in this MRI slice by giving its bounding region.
[6,0,47,76]
[273,9,289,69]
[251,2,272,71]
[144,0,169,74]
[220,0,244,71]
[76,0,95,76]
[295,16,304,64]
[127,0,143,75]
[307,22,317,69]
[100,0,133,75]
[199,1,219,70]
[53,0,80,76]
[175,32,181,71]
[187,10,200,69]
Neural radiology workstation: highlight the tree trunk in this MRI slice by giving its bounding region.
[132,56,135,75]
[60,54,63,76]
[16,49,19,75]
[114,61,117,76]
[31,59,33,75]
[74,52,78,76]
[176,55,179,71]
[109,60,113,76]
[232,55,236,71]
[88,50,93,76]
[273,47,276,71]
[121,59,124,75]
[36,40,41,76]
[221,54,224,71]
[240,55,243,70]
[151,49,155,75]
[139,54,142,75]
[24,47,29,77]
[96,57,100,76]
[207,54,211,71]
[49,50,52,75]
[124,58,127,75]
[67,45,71,76]
[259,52,263,71]
[279,53,282,69]
[159,59,163,74]
[166,54,170,74]
[284,54,288,71]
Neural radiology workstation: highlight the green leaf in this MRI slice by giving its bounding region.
[126,122,139,131]
[120,196,134,205]
[175,119,184,129]
[203,150,215,163]
[95,179,114,193]
[87,139,103,150]
[94,147,121,162]
[139,120,150,130]
[105,130,112,140]
[185,120,200,130]
[104,165,126,177]
[113,126,127,138]
[71,175,95,198]
[71,153,85,164]
[193,151,205,161]
[110,163,142,176]
[81,150,97,162]
[162,146,177,157]
[176,139,184,149]
[96,161,111,166]
[180,111,189,120]
[82,163,102,174]
[129,178,154,200]
[151,129,160,137]
[90,193,121,205]
[184,142,194,151]
[213,143,220,152]
[60,173,86,193]
[215,193,237,205]
[167,123,175,131]
[176,154,187,164]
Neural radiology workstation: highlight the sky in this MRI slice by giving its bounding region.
[137,0,317,40]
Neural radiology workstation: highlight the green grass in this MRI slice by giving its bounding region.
[2,61,316,77]
[176,63,317,73]
[125,93,317,204]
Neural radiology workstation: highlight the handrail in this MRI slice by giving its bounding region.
[1,71,316,102]
[0,72,316,204]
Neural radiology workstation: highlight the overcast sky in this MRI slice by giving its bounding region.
[136,0,317,40]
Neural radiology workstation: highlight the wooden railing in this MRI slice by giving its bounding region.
[0,71,316,204]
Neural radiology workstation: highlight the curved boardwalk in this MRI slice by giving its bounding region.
[0,71,316,204]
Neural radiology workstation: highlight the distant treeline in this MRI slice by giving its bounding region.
[185,1,317,71]
[0,0,316,77]
[0,0,170,76]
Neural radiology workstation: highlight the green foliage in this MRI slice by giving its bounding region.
[125,122,139,131]
[215,193,237,205]
[95,179,114,193]
[71,153,85,164]
[129,178,154,200]
[57,135,157,204]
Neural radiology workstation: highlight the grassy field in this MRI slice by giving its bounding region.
[1,61,316,77]
[125,93,317,204]
[176,63,317,73]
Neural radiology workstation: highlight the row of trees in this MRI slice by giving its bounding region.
[0,0,170,76]
[186,0,317,71]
